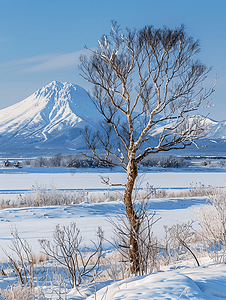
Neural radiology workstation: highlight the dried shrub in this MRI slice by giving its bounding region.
[2,284,45,300]
[160,221,200,266]
[39,222,104,288]
[196,192,226,263]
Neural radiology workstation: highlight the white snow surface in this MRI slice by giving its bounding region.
[1,169,226,299]
[1,169,226,192]
[207,120,226,139]
[86,264,226,300]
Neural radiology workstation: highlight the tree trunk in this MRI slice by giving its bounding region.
[124,157,140,275]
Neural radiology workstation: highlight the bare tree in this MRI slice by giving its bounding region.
[39,222,103,288]
[2,227,35,289]
[79,22,215,274]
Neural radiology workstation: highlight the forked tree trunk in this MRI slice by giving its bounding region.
[124,157,140,274]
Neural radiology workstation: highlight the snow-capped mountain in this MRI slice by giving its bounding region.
[0,81,101,156]
[0,80,225,157]
[149,115,218,137]
[207,120,226,139]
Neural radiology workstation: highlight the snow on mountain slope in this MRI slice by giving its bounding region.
[207,120,226,139]
[149,115,218,137]
[0,81,101,155]
[0,80,225,157]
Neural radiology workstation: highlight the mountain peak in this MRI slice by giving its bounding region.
[0,81,101,156]
[42,80,74,90]
[36,81,77,98]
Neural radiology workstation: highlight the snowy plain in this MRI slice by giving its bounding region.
[1,167,226,299]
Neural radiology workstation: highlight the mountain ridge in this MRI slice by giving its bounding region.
[0,81,224,157]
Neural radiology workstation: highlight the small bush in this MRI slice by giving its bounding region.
[196,192,226,246]
[2,284,34,300]
[195,191,226,263]
[160,221,200,266]
[39,222,104,288]
[2,284,45,300]
[2,227,36,288]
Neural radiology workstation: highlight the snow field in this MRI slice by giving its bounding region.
[1,170,226,299]
[0,171,219,252]
[86,264,226,300]
[1,170,226,192]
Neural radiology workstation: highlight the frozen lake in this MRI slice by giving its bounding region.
[1,169,226,193]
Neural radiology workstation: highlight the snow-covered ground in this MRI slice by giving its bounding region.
[0,168,226,299]
[1,167,226,192]
[0,196,207,252]
[86,263,226,300]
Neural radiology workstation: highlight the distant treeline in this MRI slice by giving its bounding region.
[2,154,112,168]
[2,154,226,169]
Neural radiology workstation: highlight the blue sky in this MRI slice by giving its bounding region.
[0,0,225,120]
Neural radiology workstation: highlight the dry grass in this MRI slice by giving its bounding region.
[0,184,224,210]
[2,284,45,300]
[100,249,130,281]
[31,252,49,265]
[2,284,34,300]
[168,185,224,198]
[134,184,224,201]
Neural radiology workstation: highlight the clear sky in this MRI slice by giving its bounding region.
[0,0,225,120]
